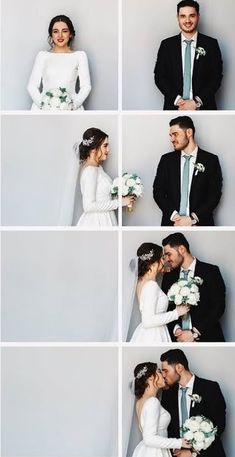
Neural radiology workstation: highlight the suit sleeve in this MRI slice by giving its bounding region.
[193,155,222,221]
[142,398,182,449]
[154,40,179,106]
[206,381,226,436]
[196,39,223,104]
[153,155,175,222]
[81,167,118,212]
[141,282,179,329]
[195,265,225,337]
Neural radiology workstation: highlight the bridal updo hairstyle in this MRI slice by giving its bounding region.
[137,242,163,279]
[134,362,158,399]
[79,128,108,163]
[48,15,76,48]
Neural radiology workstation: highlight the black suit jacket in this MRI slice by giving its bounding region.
[153,148,223,226]
[161,375,226,457]
[154,32,223,110]
[161,259,225,342]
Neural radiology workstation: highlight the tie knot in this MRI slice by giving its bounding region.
[182,269,189,280]
[180,387,188,393]
[183,154,192,161]
[184,39,192,46]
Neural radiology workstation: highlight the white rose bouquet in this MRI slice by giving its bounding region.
[167,276,203,307]
[41,87,73,110]
[167,276,203,322]
[182,415,217,453]
[111,173,144,212]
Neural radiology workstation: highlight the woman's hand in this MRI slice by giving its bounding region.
[122,195,136,207]
[176,304,190,317]
[182,439,192,449]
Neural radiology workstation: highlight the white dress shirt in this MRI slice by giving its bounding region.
[178,374,195,427]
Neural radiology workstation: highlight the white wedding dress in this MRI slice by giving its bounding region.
[27,51,91,110]
[132,397,182,457]
[130,280,178,343]
[77,165,118,226]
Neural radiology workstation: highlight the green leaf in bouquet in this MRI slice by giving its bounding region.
[59,96,67,103]
[111,186,118,195]
[45,91,53,98]
[59,87,67,93]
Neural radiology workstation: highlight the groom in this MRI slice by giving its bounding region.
[161,232,225,342]
[153,116,223,226]
[154,0,223,110]
[161,349,226,457]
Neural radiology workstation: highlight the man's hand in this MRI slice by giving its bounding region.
[176,330,195,342]
[178,99,197,110]
[174,328,183,338]
[174,216,192,226]
[173,450,192,457]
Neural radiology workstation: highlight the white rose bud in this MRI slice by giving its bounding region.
[188,293,197,305]
[126,178,136,187]
[180,286,191,297]
[122,185,129,196]
[175,294,183,305]
[184,431,194,441]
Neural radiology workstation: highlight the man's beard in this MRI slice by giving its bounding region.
[165,373,181,388]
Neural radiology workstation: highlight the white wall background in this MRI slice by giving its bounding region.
[123,346,234,457]
[2,347,118,457]
[123,0,235,110]
[1,114,118,226]
[122,114,235,226]
[122,230,235,342]
[1,231,118,342]
[1,0,118,110]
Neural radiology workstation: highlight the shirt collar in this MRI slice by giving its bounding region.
[181,146,198,158]
[180,257,196,275]
[179,374,195,390]
[181,31,198,44]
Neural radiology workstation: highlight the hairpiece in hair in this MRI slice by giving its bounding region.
[136,366,148,379]
[139,250,154,261]
[83,136,95,147]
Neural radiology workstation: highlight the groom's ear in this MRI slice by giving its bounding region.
[178,245,185,256]
[175,363,184,375]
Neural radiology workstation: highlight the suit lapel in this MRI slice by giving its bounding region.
[171,385,180,434]
[189,376,203,416]
[190,148,203,189]
[175,34,183,89]
[173,151,181,204]
[192,33,205,83]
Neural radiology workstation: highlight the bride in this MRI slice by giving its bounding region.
[130,243,189,343]
[131,362,191,457]
[76,128,135,226]
[27,14,91,110]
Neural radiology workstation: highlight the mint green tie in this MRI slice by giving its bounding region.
[180,387,189,432]
[179,155,192,216]
[181,269,190,330]
[183,40,192,100]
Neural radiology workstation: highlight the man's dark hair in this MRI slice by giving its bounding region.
[177,0,200,14]
[162,233,190,253]
[169,116,195,137]
[160,349,189,370]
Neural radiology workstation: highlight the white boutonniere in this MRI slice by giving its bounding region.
[195,47,206,60]
[194,163,205,176]
[189,393,202,407]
